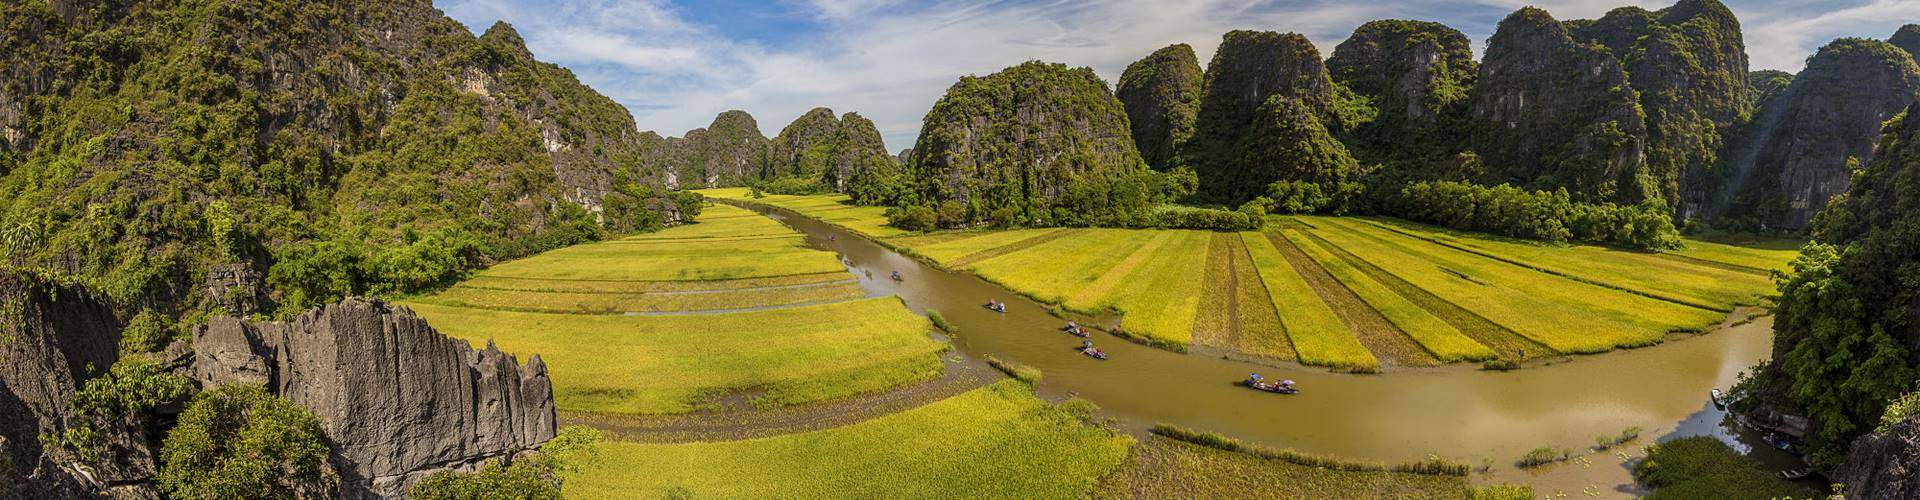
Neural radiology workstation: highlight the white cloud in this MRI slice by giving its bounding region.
[1742,0,1920,71]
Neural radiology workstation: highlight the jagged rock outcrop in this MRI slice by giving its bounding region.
[764,108,895,192]
[192,298,557,499]
[668,110,770,188]
[1116,44,1204,170]
[1327,20,1477,166]
[1185,31,1339,202]
[0,272,131,498]
[1892,24,1920,59]
[1470,7,1652,205]
[1748,70,1794,111]
[0,1,692,314]
[1724,38,1920,229]
[906,60,1149,222]
[1838,413,1920,500]
[1567,0,1749,216]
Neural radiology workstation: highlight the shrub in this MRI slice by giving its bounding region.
[1593,426,1642,451]
[1633,437,1816,499]
[885,205,938,232]
[1266,179,1363,214]
[119,308,180,354]
[158,385,337,499]
[927,310,955,333]
[1393,181,1681,249]
[59,358,194,462]
[1881,390,1920,433]
[411,426,604,499]
[1515,446,1570,468]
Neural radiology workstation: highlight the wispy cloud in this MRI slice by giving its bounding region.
[438,0,1907,150]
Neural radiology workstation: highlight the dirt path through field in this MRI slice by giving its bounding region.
[1190,233,1238,348]
[1264,232,1438,367]
[564,352,1000,442]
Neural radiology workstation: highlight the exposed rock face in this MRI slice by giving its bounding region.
[765,108,895,191]
[1185,31,1338,202]
[1568,0,1749,216]
[671,110,770,188]
[1838,414,1920,500]
[192,298,556,499]
[1116,44,1204,170]
[1892,24,1920,59]
[1327,20,1477,166]
[0,272,126,498]
[1724,38,1920,229]
[1470,7,1652,204]
[907,60,1147,214]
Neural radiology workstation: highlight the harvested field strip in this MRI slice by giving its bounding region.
[1361,219,1749,312]
[458,272,850,293]
[1226,234,1294,361]
[424,281,869,314]
[607,234,803,244]
[1094,436,1471,499]
[566,382,1132,499]
[1291,229,1546,359]
[1282,229,1494,363]
[1098,231,1212,346]
[1306,218,1716,353]
[1190,233,1237,349]
[948,229,1082,269]
[904,228,1063,267]
[405,297,947,415]
[1241,232,1376,371]
[966,229,1155,306]
[1264,232,1436,367]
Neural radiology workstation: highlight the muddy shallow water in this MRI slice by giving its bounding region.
[744,203,1793,476]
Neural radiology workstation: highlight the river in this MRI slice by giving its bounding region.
[742,203,1802,487]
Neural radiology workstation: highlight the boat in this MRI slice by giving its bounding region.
[1243,375,1298,395]
[1778,468,1811,480]
[1081,347,1108,360]
[1711,388,1726,408]
[1763,434,1799,455]
[1063,325,1089,338]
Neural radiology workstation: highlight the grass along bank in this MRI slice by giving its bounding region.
[565,381,1132,498]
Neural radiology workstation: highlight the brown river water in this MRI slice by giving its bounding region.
[742,203,1806,488]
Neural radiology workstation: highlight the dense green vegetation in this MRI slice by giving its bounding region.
[1392,181,1681,249]
[1632,437,1817,498]
[1117,44,1204,170]
[761,108,897,198]
[157,385,336,499]
[1182,30,1347,204]
[1748,104,1920,468]
[1326,20,1478,167]
[0,1,700,319]
[410,426,602,500]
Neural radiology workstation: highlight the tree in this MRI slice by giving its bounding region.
[158,385,338,499]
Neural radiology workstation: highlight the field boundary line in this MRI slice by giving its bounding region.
[472,271,849,284]
[1354,219,1731,313]
[947,228,1079,268]
[1292,228,1552,360]
[450,279,860,296]
[1264,232,1438,367]
[1652,252,1775,277]
[406,296,871,316]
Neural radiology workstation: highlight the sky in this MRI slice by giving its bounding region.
[438,0,1920,151]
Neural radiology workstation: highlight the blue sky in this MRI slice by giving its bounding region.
[439,0,1920,151]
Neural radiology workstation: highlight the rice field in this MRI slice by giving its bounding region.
[1282,229,1496,363]
[1095,437,1473,499]
[416,280,867,314]
[407,297,946,415]
[481,205,844,282]
[698,187,907,238]
[1242,232,1379,371]
[565,381,1133,498]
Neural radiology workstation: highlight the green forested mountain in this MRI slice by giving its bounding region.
[1723,38,1920,230]
[1566,0,1748,217]
[762,107,896,199]
[1182,31,1347,203]
[899,61,1185,227]
[1751,102,1920,469]
[1469,7,1652,206]
[0,0,694,315]
[1116,44,1203,170]
[666,110,769,189]
[1326,20,1477,168]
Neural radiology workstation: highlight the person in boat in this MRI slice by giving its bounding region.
[1248,373,1264,387]
[1082,340,1094,350]
[890,271,902,281]
[1066,321,1080,334]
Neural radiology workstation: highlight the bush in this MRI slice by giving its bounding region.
[411,426,604,499]
[885,205,938,232]
[1881,390,1920,433]
[1393,181,1681,249]
[1266,180,1363,214]
[1143,205,1262,231]
[59,358,194,462]
[927,310,955,333]
[1515,446,1570,468]
[1633,437,1816,499]
[119,308,180,354]
[158,385,337,499]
